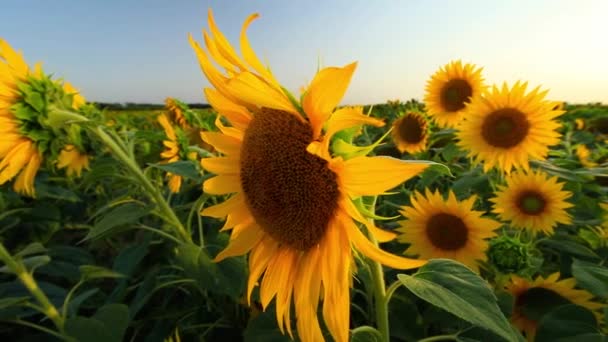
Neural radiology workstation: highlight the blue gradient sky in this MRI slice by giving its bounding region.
[2,0,607,104]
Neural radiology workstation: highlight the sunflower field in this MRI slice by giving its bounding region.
[1,9,607,342]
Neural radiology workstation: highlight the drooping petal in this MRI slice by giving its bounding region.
[214,223,264,261]
[336,156,430,197]
[302,62,357,139]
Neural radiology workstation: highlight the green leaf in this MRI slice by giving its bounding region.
[350,326,383,342]
[175,243,246,299]
[93,304,130,342]
[67,288,99,317]
[539,238,600,260]
[0,296,29,310]
[15,243,47,258]
[397,259,521,342]
[149,160,202,181]
[84,202,152,241]
[79,265,124,281]
[572,259,608,298]
[65,316,115,342]
[535,304,604,342]
[244,307,292,342]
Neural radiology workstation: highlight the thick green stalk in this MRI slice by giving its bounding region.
[0,243,64,332]
[365,196,390,342]
[92,126,191,243]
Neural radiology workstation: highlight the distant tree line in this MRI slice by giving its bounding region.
[93,102,212,110]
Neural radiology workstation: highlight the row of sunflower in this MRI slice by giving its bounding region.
[0,8,607,342]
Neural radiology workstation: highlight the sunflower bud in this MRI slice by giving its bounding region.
[487,235,532,274]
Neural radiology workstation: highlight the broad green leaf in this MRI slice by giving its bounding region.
[93,304,130,342]
[84,202,152,241]
[397,259,521,342]
[15,243,46,258]
[244,307,292,342]
[79,265,124,281]
[175,243,246,299]
[535,304,604,342]
[65,316,115,342]
[539,239,600,260]
[67,288,99,317]
[572,259,608,298]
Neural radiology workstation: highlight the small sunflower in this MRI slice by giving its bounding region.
[457,82,564,173]
[574,118,585,130]
[490,170,572,235]
[391,111,428,154]
[424,60,484,128]
[396,189,500,272]
[158,113,190,193]
[506,273,604,341]
[56,144,90,177]
[575,144,598,168]
[192,10,430,342]
[165,97,190,129]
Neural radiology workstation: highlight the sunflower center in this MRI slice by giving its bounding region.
[481,108,530,148]
[516,287,572,321]
[425,213,469,250]
[397,114,425,144]
[440,79,473,112]
[517,191,546,215]
[239,108,340,251]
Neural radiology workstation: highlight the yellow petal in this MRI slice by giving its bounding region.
[0,39,29,79]
[13,151,40,197]
[224,71,297,114]
[302,62,357,139]
[203,174,241,194]
[320,106,384,153]
[347,221,427,270]
[337,156,429,196]
[204,88,251,130]
[201,193,245,218]
[0,140,33,184]
[200,132,241,156]
[207,8,248,71]
[214,223,264,262]
[239,13,283,93]
[200,156,240,175]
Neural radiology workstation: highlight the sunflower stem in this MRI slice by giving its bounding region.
[91,126,192,243]
[0,242,65,334]
[365,196,391,342]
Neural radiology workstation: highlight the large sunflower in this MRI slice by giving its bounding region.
[457,82,564,173]
[490,170,572,235]
[424,60,484,128]
[396,189,500,272]
[506,273,604,341]
[391,111,428,154]
[191,10,430,342]
[0,39,43,196]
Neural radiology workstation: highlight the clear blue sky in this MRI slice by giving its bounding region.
[2,0,607,104]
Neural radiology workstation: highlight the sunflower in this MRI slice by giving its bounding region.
[424,60,484,128]
[158,113,186,193]
[490,170,572,235]
[191,10,430,342]
[165,97,190,129]
[391,111,428,154]
[396,189,500,272]
[506,273,604,341]
[0,39,44,196]
[56,144,90,177]
[457,82,564,173]
[575,144,598,168]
